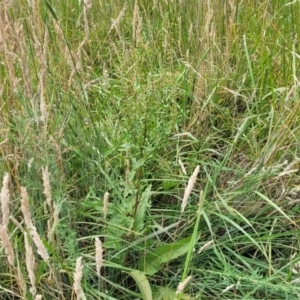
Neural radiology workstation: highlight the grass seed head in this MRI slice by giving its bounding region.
[24,232,36,296]
[103,192,109,218]
[0,225,15,266]
[181,165,200,213]
[1,173,10,226]
[95,237,103,276]
[73,256,83,300]
[176,275,192,295]
[42,166,52,209]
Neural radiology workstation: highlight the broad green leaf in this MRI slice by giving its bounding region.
[139,235,196,275]
[128,270,152,300]
[133,185,152,232]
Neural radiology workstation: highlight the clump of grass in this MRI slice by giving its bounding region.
[1,0,300,299]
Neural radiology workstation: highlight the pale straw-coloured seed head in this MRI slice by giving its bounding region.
[0,225,15,266]
[181,165,200,213]
[84,0,92,9]
[24,232,36,296]
[42,166,51,209]
[197,240,214,254]
[73,256,83,300]
[175,275,192,295]
[95,237,103,276]
[1,173,10,226]
[20,186,49,262]
[103,192,109,218]
[20,186,33,228]
[29,227,49,263]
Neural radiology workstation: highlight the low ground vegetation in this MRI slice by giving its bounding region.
[1,1,300,299]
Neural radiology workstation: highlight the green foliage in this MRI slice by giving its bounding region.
[1,0,300,299]
[139,235,197,276]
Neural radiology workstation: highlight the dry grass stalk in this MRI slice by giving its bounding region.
[132,1,142,46]
[103,192,109,218]
[108,4,127,38]
[181,165,200,213]
[34,295,42,300]
[95,237,103,276]
[24,232,37,296]
[16,24,33,98]
[73,256,83,300]
[25,0,49,127]
[83,0,92,39]
[176,275,192,295]
[0,225,15,266]
[0,4,21,95]
[20,187,49,263]
[51,19,78,89]
[38,30,49,127]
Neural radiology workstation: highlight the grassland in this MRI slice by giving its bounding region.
[1,0,300,299]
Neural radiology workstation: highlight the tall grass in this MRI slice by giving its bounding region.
[1,0,300,299]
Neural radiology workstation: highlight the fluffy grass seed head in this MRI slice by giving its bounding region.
[1,173,10,226]
[0,225,15,266]
[198,240,214,254]
[73,256,83,300]
[20,187,49,262]
[42,166,51,209]
[181,165,200,213]
[103,192,109,218]
[24,232,36,296]
[20,186,33,228]
[176,275,192,295]
[95,237,103,276]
